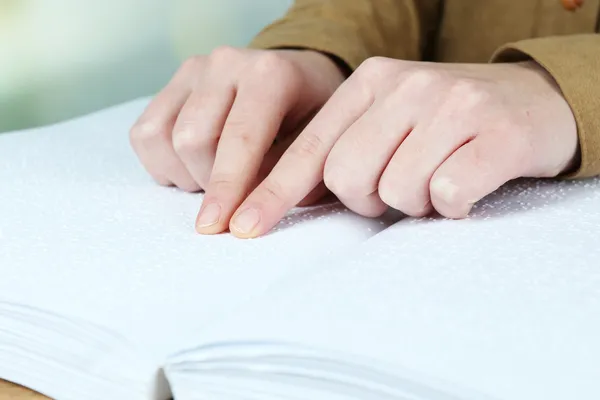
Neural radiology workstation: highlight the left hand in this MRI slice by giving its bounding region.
[226,58,579,238]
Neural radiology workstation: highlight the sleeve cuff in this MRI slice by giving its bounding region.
[490,34,600,179]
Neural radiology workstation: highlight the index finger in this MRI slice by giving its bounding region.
[228,76,374,238]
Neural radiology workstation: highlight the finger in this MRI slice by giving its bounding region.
[171,48,249,190]
[321,68,452,218]
[430,132,529,218]
[322,89,419,217]
[378,99,478,217]
[172,77,236,190]
[129,59,202,191]
[324,109,392,216]
[332,190,388,218]
[254,126,330,207]
[296,182,330,207]
[196,54,302,234]
[228,73,376,238]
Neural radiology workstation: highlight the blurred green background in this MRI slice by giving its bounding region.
[0,0,292,133]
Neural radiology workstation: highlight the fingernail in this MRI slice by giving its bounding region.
[196,203,221,229]
[430,176,459,205]
[231,208,260,234]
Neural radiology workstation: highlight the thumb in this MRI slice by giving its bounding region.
[430,133,528,218]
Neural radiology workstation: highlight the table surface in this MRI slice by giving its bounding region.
[0,379,48,399]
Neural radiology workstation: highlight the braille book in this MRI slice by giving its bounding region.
[1,98,599,400]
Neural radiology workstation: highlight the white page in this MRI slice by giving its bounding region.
[168,177,600,400]
[0,98,395,400]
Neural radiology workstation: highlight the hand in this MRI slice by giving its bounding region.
[129,47,346,233]
[231,58,579,238]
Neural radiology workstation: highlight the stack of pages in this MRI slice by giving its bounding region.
[1,98,598,400]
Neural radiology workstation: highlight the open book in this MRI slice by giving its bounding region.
[1,98,598,400]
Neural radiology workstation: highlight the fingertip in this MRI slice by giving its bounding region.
[195,202,227,235]
[229,207,264,239]
[229,192,290,238]
[195,223,227,235]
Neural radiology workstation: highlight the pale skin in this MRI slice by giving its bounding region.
[130,47,579,238]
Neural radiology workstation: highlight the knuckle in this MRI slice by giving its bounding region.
[209,45,240,64]
[430,175,461,204]
[222,121,262,155]
[323,164,354,198]
[207,173,237,193]
[400,68,444,90]
[357,56,391,74]
[128,124,143,146]
[323,151,373,198]
[450,78,478,94]
[449,79,490,107]
[172,127,209,155]
[179,55,204,75]
[182,92,212,117]
[129,119,167,147]
[345,57,394,101]
[379,89,403,113]
[252,52,295,79]
[289,133,325,159]
[258,177,289,205]
[353,56,394,85]
[429,175,472,218]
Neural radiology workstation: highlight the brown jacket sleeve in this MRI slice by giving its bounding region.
[249,0,442,70]
[491,34,600,179]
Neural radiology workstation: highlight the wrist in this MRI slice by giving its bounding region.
[518,60,580,176]
[314,51,353,79]
[273,48,348,80]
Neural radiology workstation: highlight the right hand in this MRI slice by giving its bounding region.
[129,47,346,233]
